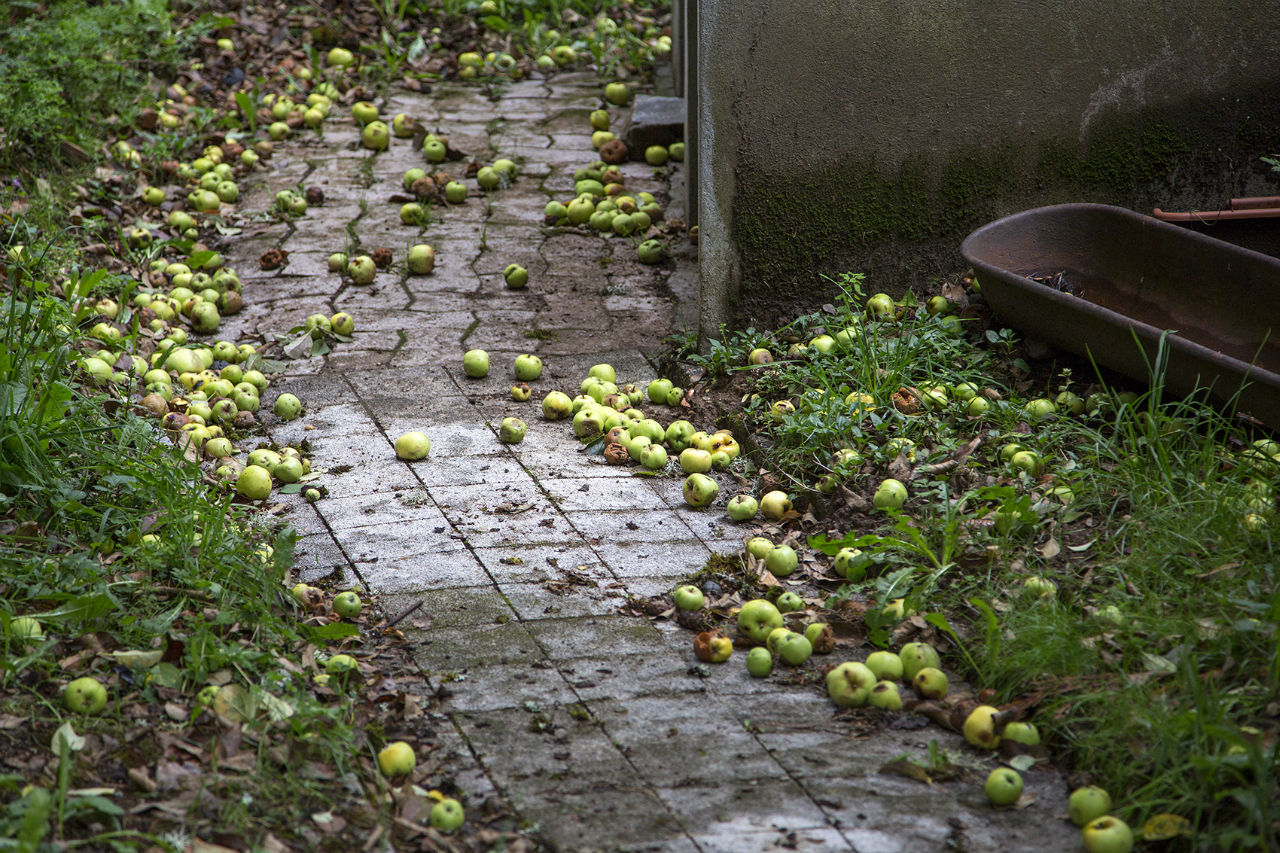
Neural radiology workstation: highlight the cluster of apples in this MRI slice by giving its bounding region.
[539,108,668,266]
[375,740,466,831]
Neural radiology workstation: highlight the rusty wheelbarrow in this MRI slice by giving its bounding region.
[960,203,1280,428]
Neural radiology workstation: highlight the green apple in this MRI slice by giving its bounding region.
[912,667,949,700]
[672,585,704,610]
[327,47,355,66]
[429,797,465,833]
[9,616,44,644]
[664,418,694,450]
[1068,787,1113,827]
[726,494,758,521]
[1081,816,1133,853]
[407,244,435,275]
[444,181,467,203]
[775,591,804,613]
[737,599,783,643]
[351,101,379,125]
[872,478,907,510]
[504,263,529,289]
[463,349,490,378]
[513,354,543,381]
[348,255,376,285]
[395,431,431,461]
[273,393,302,421]
[392,113,416,138]
[1009,450,1044,476]
[330,312,355,336]
[476,166,500,189]
[639,444,668,470]
[746,646,773,677]
[679,447,712,474]
[833,547,870,581]
[325,654,358,675]
[1023,398,1057,420]
[777,632,813,665]
[682,473,718,508]
[499,417,526,444]
[865,651,903,681]
[868,680,903,709]
[378,741,415,777]
[604,82,631,105]
[542,391,572,420]
[423,139,447,162]
[963,705,1001,749]
[1003,721,1040,746]
[827,661,875,707]
[1022,576,1058,599]
[333,591,362,618]
[764,544,798,577]
[361,121,390,150]
[759,490,792,521]
[866,292,896,318]
[665,386,684,406]
[746,537,774,560]
[899,642,940,679]
[644,145,669,166]
[589,109,610,130]
[985,768,1023,806]
[64,676,108,714]
[236,465,273,500]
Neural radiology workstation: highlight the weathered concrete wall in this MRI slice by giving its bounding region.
[697,0,1280,337]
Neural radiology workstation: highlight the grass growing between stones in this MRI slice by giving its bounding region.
[685,273,1279,849]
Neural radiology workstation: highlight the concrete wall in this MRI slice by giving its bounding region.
[697,1,1280,339]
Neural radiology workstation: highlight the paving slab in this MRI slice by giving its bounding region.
[218,74,1077,853]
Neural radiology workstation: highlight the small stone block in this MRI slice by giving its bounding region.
[623,95,686,157]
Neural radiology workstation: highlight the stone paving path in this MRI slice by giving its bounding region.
[220,74,1077,852]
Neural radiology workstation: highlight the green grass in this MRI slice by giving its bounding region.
[701,272,1280,849]
[0,251,368,848]
[0,0,191,173]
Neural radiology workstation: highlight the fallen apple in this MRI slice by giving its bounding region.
[759,490,792,521]
[513,354,543,381]
[899,642,940,679]
[775,591,804,613]
[868,680,903,710]
[745,537,774,560]
[764,544,798,577]
[726,494,758,521]
[330,312,355,335]
[963,705,1002,749]
[445,181,468,203]
[236,465,273,500]
[9,616,44,644]
[737,599,783,643]
[1003,721,1040,746]
[866,292,896,318]
[64,676,108,714]
[429,797,465,833]
[985,767,1023,806]
[395,431,431,461]
[746,646,773,677]
[912,666,949,699]
[672,585,704,611]
[499,417,527,444]
[378,741,415,777]
[864,650,903,681]
[348,255,376,285]
[463,349,490,378]
[542,391,572,420]
[639,444,668,470]
[407,244,435,274]
[1068,786,1113,827]
[827,661,876,707]
[1081,816,1133,853]
[504,263,529,289]
[777,632,813,665]
[361,121,390,151]
[682,473,718,508]
[833,547,869,581]
[872,478,907,510]
[644,145,669,166]
[604,82,631,105]
[679,447,712,474]
[333,591,362,618]
[273,393,302,421]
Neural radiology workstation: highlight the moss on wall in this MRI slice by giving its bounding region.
[731,85,1280,325]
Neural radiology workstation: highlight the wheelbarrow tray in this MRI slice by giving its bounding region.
[960,203,1280,427]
